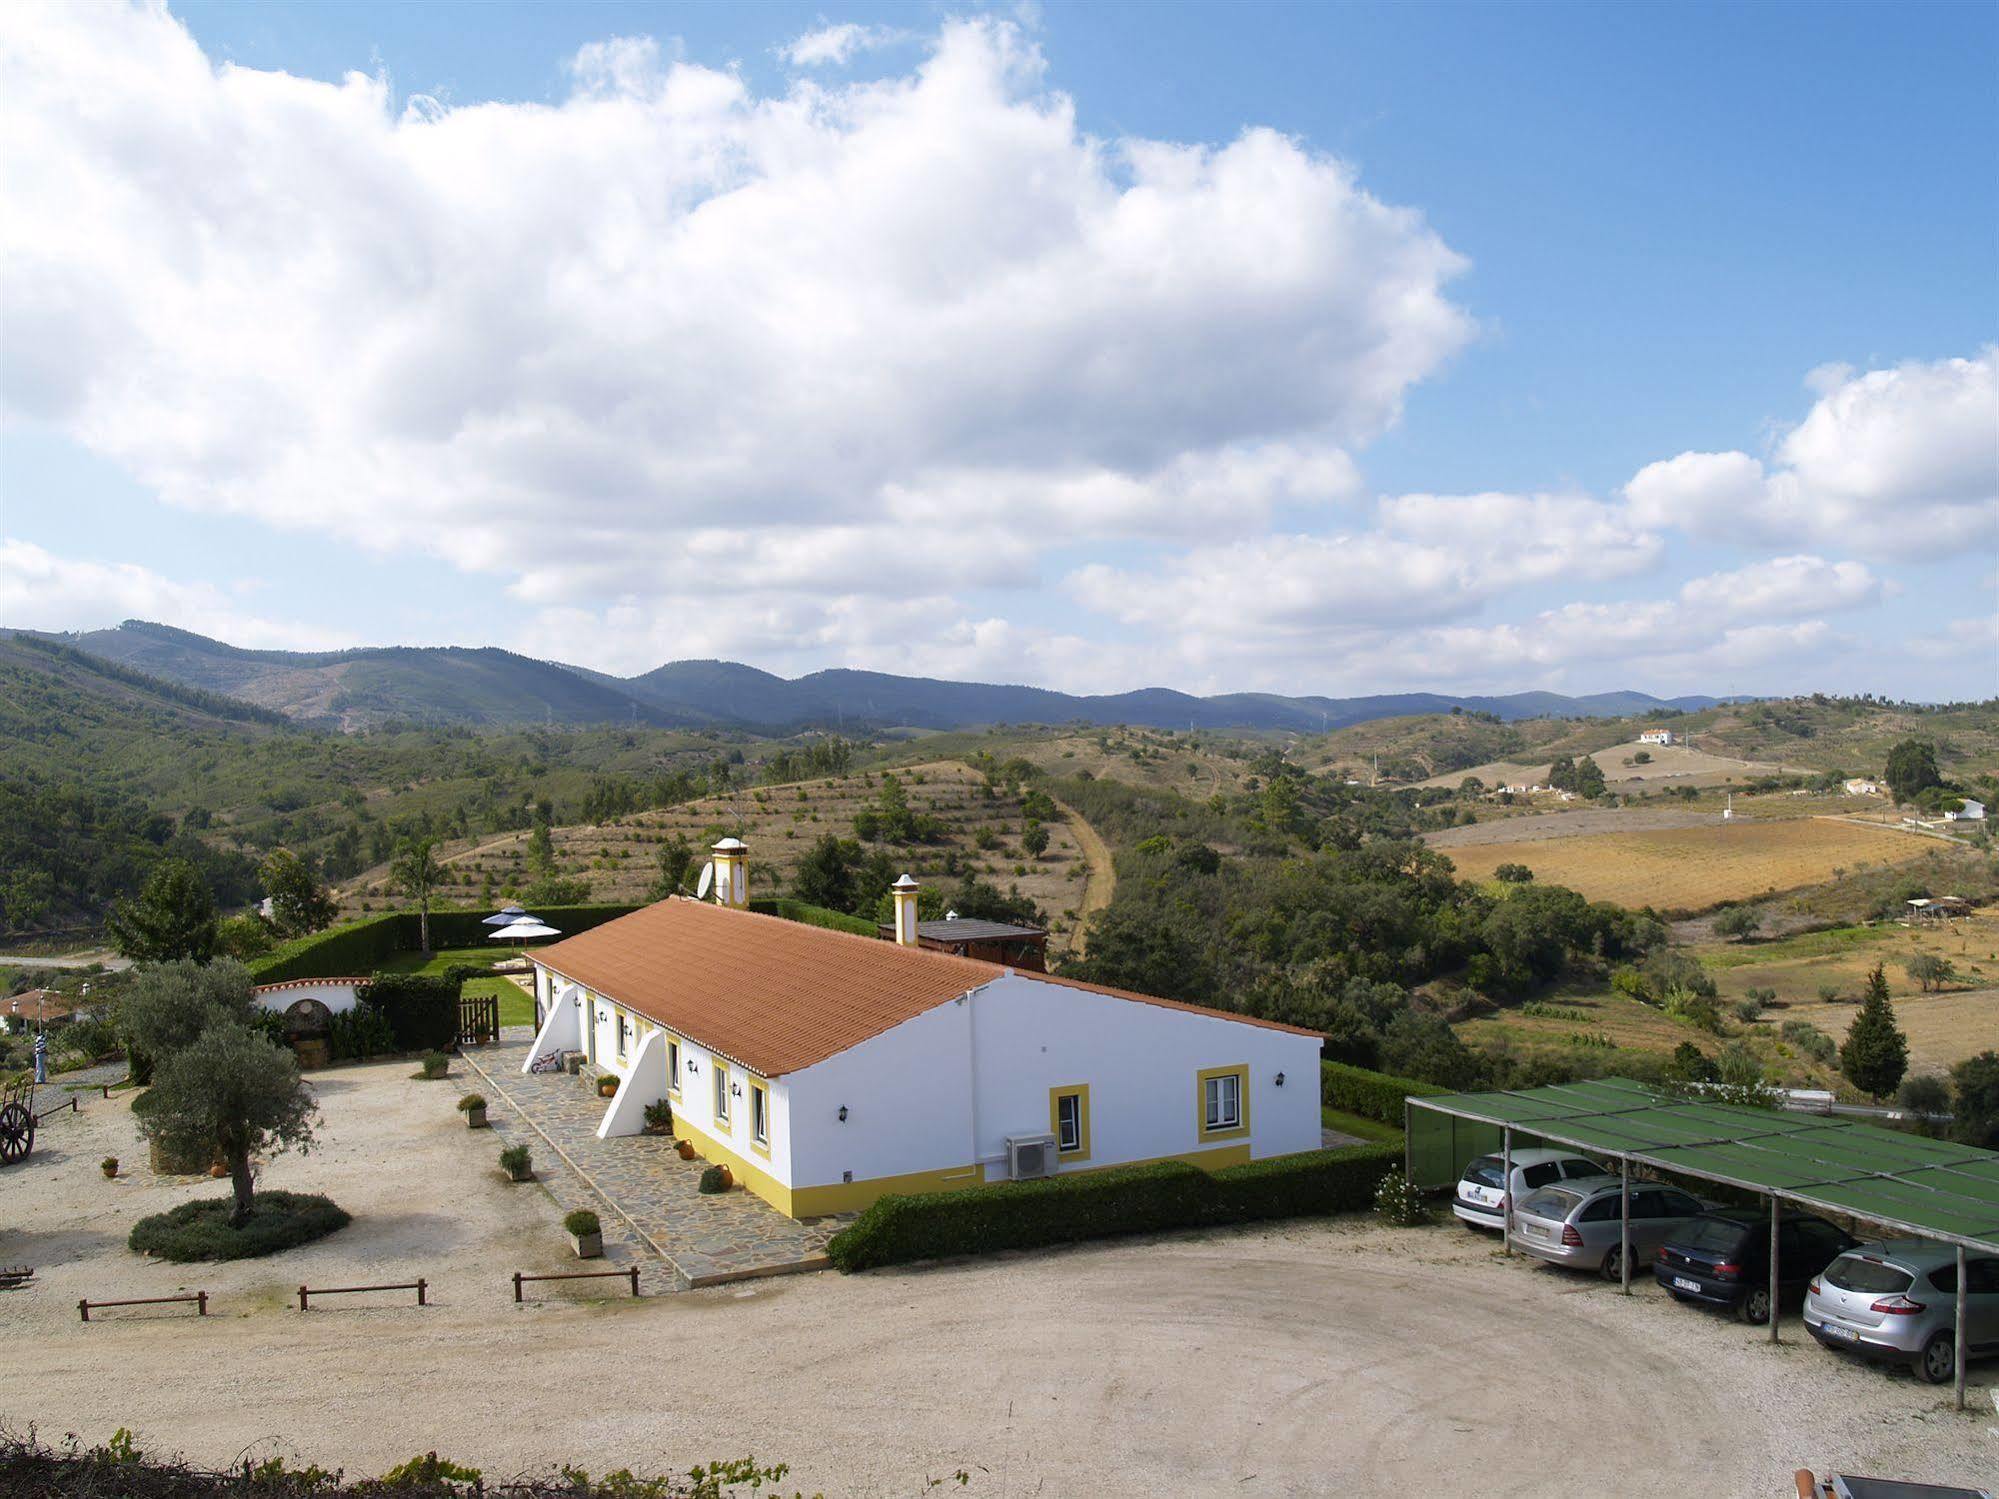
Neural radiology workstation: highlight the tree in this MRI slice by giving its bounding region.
[1493,863,1534,884]
[1882,739,1943,805]
[260,849,336,938]
[107,858,218,964]
[1897,1073,1952,1136]
[116,958,260,1087]
[525,816,556,874]
[136,1019,319,1225]
[1571,757,1607,799]
[390,837,441,953]
[1949,1051,1999,1148]
[1904,953,1956,993]
[1713,906,1762,943]
[1021,821,1050,859]
[645,833,697,903]
[1840,964,1908,1102]
[791,834,859,912]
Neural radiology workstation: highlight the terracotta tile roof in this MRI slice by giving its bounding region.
[532,897,1322,1076]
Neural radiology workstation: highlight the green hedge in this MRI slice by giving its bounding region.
[828,1143,1401,1272]
[356,972,463,1054]
[247,903,641,983]
[127,1190,351,1261]
[748,897,878,937]
[1321,1060,1447,1126]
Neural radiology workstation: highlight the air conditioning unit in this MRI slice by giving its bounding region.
[1005,1132,1058,1181]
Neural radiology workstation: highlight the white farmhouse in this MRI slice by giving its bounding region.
[524,847,1322,1219]
[1945,798,1986,822]
[1638,729,1676,746]
[1843,778,1882,796]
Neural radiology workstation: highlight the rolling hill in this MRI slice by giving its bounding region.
[10,620,1729,734]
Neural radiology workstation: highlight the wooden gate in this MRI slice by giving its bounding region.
[457,995,500,1047]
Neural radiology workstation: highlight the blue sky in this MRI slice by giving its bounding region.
[1,1,1993,699]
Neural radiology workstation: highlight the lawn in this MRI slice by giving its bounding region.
[1320,1106,1403,1144]
[376,946,538,1027]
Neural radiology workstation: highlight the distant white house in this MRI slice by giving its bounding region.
[1638,729,1676,746]
[1843,778,1881,796]
[1945,799,1986,823]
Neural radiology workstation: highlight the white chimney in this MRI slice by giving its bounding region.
[712,837,749,909]
[891,874,922,947]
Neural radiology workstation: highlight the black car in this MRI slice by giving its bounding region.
[1653,1209,1856,1324]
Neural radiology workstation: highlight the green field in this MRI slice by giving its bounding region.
[376,946,537,1028]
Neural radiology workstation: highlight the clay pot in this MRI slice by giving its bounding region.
[676,1139,696,1161]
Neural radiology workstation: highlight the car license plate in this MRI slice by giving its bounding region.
[1820,1322,1858,1343]
[1672,1276,1702,1293]
[1522,1223,1547,1239]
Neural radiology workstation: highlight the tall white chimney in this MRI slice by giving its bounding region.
[712,837,749,909]
[890,874,922,947]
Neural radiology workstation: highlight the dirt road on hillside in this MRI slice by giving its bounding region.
[1053,795,1114,954]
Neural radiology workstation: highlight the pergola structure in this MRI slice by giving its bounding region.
[1406,1078,1999,1410]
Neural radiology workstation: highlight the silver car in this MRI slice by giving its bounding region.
[1452,1148,1610,1232]
[1512,1178,1705,1280]
[1804,1241,1999,1385]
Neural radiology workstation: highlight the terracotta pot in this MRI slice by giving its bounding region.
[716,1165,734,1190]
[676,1139,696,1160]
[597,1076,619,1099]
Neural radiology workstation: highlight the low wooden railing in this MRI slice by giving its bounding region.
[80,1290,207,1322]
[512,1266,640,1302]
[297,1277,427,1310]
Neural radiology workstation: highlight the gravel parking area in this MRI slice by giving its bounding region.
[0,1059,1991,1496]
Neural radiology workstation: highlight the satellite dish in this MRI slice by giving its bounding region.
[694,862,714,901]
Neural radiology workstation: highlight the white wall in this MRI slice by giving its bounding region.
[785,973,1322,1191]
[253,980,362,1016]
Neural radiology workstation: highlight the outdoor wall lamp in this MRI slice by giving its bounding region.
[837,1105,848,1123]
[686,1058,699,1073]
[1275,1072,1286,1087]
[730,1081,743,1098]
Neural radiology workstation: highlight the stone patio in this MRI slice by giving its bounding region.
[458,1029,845,1289]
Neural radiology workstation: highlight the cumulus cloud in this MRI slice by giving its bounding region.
[0,540,351,650]
[1625,351,1998,560]
[780,22,904,68]
[0,3,1470,615]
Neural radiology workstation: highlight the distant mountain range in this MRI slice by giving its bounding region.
[9,620,1731,735]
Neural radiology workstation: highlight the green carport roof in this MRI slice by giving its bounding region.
[1409,1079,1999,1253]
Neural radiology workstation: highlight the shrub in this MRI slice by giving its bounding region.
[128,1190,350,1262]
[563,1208,601,1237]
[363,974,463,1055]
[415,1051,449,1080]
[827,1144,1401,1272]
[698,1164,729,1194]
[643,1098,673,1133]
[327,1005,395,1061]
[100,1156,119,1177]
[1897,1073,1951,1124]
[1732,998,1765,1023]
[1320,1059,1446,1126]
[1780,1019,1837,1064]
[500,1144,532,1178]
[1373,1170,1429,1226]
[456,1093,485,1112]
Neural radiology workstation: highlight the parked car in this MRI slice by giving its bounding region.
[1803,1241,1999,1385]
[1653,1209,1856,1323]
[1452,1149,1610,1232]
[1512,1178,1705,1280]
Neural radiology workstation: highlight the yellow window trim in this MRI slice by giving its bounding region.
[1048,1083,1091,1163]
[713,1058,732,1131]
[748,1077,772,1159]
[1195,1064,1250,1142]
[665,1033,682,1097]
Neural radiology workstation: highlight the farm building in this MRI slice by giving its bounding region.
[875,886,1048,970]
[524,843,1322,1218]
[1945,798,1986,822]
[1907,896,1973,923]
[1638,729,1676,746]
[3,989,82,1033]
[1843,778,1881,796]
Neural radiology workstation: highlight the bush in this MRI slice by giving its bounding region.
[643,1097,673,1133]
[827,1144,1400,1272]
[1780,1019,1837,1064]
[327,1005,395,1061]
[745,897,878,937]
[362,974,463,1056]
[1373,1170,1429,1226]
[1320,1059,1446,1126]
[456,1093,485,1112]
[563,1208,601,1237]
[128,1190,350,1262]
[698,1164,729,1194]
[248,904,641,982]
[415,1051,449,1080]
[500,1144,532,1178]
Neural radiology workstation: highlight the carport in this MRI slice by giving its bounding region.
[1405,1078,1999,1409]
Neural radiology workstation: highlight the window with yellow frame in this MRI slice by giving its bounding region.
[1195,1064,1249,1142]
[1049,1084,1091,1162]
[749,1077,771,1157]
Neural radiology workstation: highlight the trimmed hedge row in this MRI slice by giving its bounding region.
[827,1142,1402,1272]
[748,897,878,937]
[356,972,464,1054]
[247,904,641,983]
[1321,1059,1447,1126]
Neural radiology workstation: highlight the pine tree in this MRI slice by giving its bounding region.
[107,858,218,963]
[1840,964,1908,1101]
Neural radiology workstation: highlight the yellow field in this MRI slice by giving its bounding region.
[1442,817,1933,911]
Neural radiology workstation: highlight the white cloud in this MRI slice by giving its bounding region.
[1624,351,1998,560]
[0,4,1470,615]
[0,539,350,650]
[780,23,904,68]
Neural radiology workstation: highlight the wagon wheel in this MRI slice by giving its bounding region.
[0,1101,33,1165]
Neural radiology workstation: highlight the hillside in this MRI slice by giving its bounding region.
[16,620,1726,735]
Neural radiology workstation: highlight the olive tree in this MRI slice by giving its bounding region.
[116,959,259,1085]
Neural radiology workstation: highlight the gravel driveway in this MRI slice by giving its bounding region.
[0,1058,1991,1496]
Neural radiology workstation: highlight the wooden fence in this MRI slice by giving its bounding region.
[458,995,500,1047]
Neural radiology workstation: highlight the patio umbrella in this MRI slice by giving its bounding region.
[488,916,560,955]
[482,904,530,927]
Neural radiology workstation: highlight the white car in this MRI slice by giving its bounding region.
[1452,1148,1611,1232]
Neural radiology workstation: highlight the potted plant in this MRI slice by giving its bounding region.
[414,1051,449,1081]
[100,1156,118,1180]
[675,1138,697,1161]
[697,1164,730,1195]
[596,1074,619,1099]
[500,1144,533,1183]
[564,1053,584,1076]
[642,1098,673,1136]
[457,1093,488,1129]
[565,1208,603,1259]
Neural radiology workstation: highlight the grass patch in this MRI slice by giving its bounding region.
[1701,923,1898,968]
[128,1190,351,1262]
[376,946,534,1027]
[1319,1106,1404,1144]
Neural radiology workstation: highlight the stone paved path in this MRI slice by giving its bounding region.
[458,1030,844,1289]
